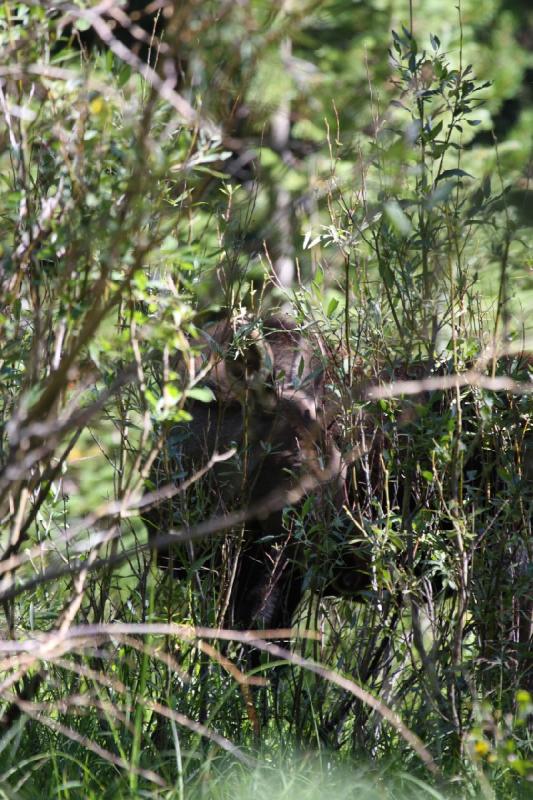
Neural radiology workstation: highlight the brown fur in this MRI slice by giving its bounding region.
[143,315,363,630]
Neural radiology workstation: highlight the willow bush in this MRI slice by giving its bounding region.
[0,2,531,798]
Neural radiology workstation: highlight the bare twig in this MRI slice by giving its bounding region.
[367,369,532,399]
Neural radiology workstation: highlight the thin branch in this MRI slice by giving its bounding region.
[367,369,532,399]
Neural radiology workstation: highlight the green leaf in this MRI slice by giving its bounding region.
[313,266,324,286]
[186,386,215,403]
[326,297,339,318]
[192,166,229,179]
[74,18,91,32]
[384,200,412,236]
[436,168,474,183]
[425,120,443,141]
[117,64,132,88]
[165,384,183,403]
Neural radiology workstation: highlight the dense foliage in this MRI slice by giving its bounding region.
[0,2,531,798]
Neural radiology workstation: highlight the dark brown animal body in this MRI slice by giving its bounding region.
[143,315,367,630]
[143,316,532,685]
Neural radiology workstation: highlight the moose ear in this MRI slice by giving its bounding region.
[225,333,274,388]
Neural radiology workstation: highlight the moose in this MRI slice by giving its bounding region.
[143,314,532,676]
[142,314,372,631]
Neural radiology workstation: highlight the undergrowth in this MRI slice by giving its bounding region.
[0,3,531,798]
